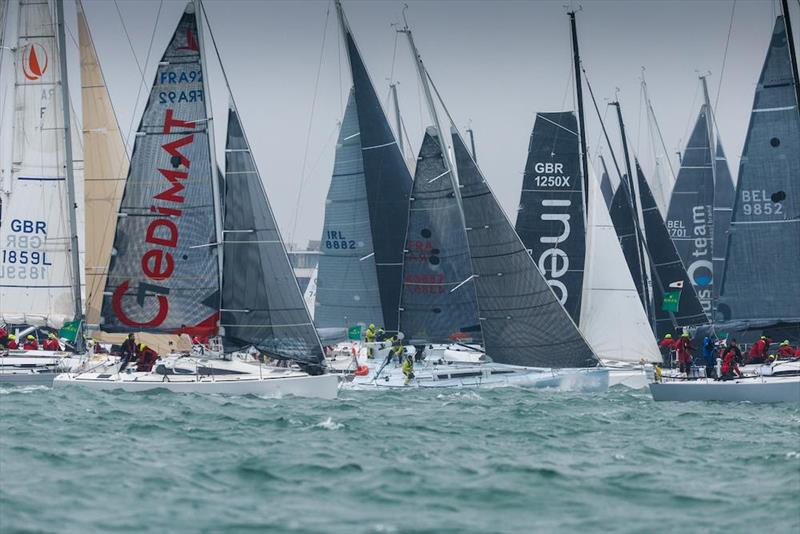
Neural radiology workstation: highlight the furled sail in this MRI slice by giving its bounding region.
[666,106,715,317]
[581,164,660,363]
[0,0,80,328]
[608,175,648,311]
[718,17,800,326]
[637,162,708,337]
[79,1,129,326]
[339,11,412,332]
[220,107,323,365]
[100,7,220,335]
[598,154,614,210]
[454,131,598,368]
[515,112,585,324]
[399,127,480,343]
[314,91,383,329]
[711,140,734,306]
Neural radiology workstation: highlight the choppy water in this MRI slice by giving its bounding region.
[1,384,798,534]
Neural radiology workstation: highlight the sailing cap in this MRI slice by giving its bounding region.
[781,340,790,346]
[27,335,35,340]
[48,333,56,338]
[665,334,672,339]
[8,335,15,340]
[369,324,375,330]
[138,343,145,350]
[682,332,689,337]
[761,336,766,340]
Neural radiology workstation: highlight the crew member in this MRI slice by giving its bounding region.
[777,340,795,359]
[136,343,159,373]
[0,326,8,348]
[658,334,675,366]
[119,333,137,372]
[22,335,38,351]
[675,333,693,376]
[748,335,773,364]
[42,333,60,351]
[401,352,414,385]
[720,342,743,380]
[365,323,376,359]
[376,326,386,342]
[702,335,717,377]
[6,335,18,349]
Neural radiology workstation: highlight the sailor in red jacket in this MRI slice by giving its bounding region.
[42,333,60,351]
[720,343,743,380]
[136,343,159,373]
[0,326,8,347]
[675,333,694,375]
[658,334,676,366]
[777,340,795,359]
[22,335,39,350]
[748,336,772,364]
[6,334,18,349]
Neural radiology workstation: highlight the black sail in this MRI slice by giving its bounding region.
[599,154,615,210]
[608,176,648,310]
[515,112,585,323]
[341,24,412,332]
[711,140,735,305]
[220,107,323,366]
[637,162,709,337]
[718,17,800,327]
[399,128,480,343]
[454,131,598,368]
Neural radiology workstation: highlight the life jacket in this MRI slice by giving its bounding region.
[777,345,794,358]
[7,340,18,349]
[22,341,38,350]
[721,350,737,374]
[43,339,60,351]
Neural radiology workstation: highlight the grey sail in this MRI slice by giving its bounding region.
[221,107,323,367]
[637,162,708,337]
[100,8,220,336]
[314,91,383,330]
[666,107,715,317]
[599,155,614,210]
[515,112,586,324]
[608,175,648,311]
[718,17,800,328]
[454,131,598,368]
[711,140,735,305]
[399,128,481,343]
[340,17,413,332]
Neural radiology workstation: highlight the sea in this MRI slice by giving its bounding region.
[1,385,798,534]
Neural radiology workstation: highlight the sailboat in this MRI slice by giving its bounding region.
[54,1,337,398]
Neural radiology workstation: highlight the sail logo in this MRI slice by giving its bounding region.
[112,109,196,328]
[22,43,48,81]
[538,199,571,304]
[177,28,199,51]
[688,204,712,313]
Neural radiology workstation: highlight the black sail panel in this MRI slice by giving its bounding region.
[343,30,412,332]
[637,163,709,337]
[712,140,735,306]
[599,155,614,210]
[454,132,598,368]
[718,17,800,325]
[399,128,480,343]
[608,178,647,310]
[221,108,323,365]
[100,8,219,335]
[515,112,585,324]
[666,108,715,317]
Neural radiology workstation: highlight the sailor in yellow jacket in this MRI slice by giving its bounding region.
[365,323,376,358]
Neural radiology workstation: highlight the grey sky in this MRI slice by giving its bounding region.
[75,0,793,246]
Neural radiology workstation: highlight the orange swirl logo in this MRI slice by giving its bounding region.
[22,43,48,81]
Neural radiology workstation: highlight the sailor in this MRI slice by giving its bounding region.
[777,340,795,359]
[22,335,39,351]
[675,333,693,376]
[42,333,60,351]
[719,341,743,380]
[658,334,675,366]
[6,334,18,349]
[365,324,376,359]
[376,326,386,342]
[702,335,717,377]
[136,343,159,373]
[748,335,772,364]
[391,335,406,364]
[0,326,8,347]
[118,333,137,372]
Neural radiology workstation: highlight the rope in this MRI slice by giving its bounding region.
[289,3,331,245]
[714,0,736,111]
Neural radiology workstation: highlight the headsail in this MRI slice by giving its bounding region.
[454,131,598,368]
[598,155,614,210]
[515,112,585,324]
[608,175,648,311]
[711,140,734,305]
[314,91,383,329]
[0,0,81,328]
[100,7,220,335]
[79,1,129,326]
[718,17,800,326]
[338,9,412,332]
[220,107,323,365]
[399,127,480,343]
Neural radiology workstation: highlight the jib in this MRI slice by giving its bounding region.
[10,220,46,234]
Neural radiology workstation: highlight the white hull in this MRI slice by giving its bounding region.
[0,351,108,386]
[607,368,649,389]
[650,377,800,403]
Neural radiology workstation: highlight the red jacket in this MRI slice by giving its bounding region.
[659,338,675,351]
[0,327,7,339]
[43,339,60,351]
[675,337,693,363]
[777,345,795,358]
[750,338,772,358]
[22,340,38,350]
[7,340,18,349]
[136,347,159,372]
[721,350,740,375]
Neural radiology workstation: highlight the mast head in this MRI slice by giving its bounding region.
[185,2,196,14]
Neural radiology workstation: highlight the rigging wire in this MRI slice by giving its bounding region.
[336,0,343,117]
[714,0,736,111]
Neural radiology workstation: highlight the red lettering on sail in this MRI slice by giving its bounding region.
[111,281,169,328]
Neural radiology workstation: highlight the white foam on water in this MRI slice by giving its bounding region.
[315,417,343,430]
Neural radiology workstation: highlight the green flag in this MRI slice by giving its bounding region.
[59,320,81,342]
[661,290,681,313]
[347,325,362,341]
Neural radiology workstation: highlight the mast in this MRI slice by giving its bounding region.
[781,0,800,110]
[194,0,224,321]
[55,0,84,338]
[568,10,589,218]
[467,127,476,162]
[390,82,403,155]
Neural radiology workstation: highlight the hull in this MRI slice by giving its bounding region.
[608,368,649,389]
[0,372,58,386]
[650,377,800,403]
[0,351,109,387]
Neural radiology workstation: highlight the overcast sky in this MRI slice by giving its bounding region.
[70,0,795,246]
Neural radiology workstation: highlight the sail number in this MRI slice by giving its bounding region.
[405,273,445,294]
[740,190,783,217]
[158,90,204,104]
[532,163,570,188]
[324,230,356,250]
[0,219,51,280]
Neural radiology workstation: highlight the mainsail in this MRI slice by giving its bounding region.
[314,92,383,329]
[598,155,614,210]
[516,112,585,324]
[711,140,734,305]
[79,1,129,326]
[399,127,480,343]
[718,17,800,326]
[337,7,412,332]
[220,107,323,365]
[100,7,220,335]
[0,0,81,328]
[454,131,598,368]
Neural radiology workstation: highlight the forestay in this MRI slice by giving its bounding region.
[516,112,585,324]
[454,131,598,368]
[718,17,800,325]
[0,0,82,328]
[100,7,219,335]
[399,128,480,343]
[314,91,383,329]
[220,107,323,366]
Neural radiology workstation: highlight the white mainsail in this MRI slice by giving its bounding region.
[581,163,661,363]
[0,0,82,328]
